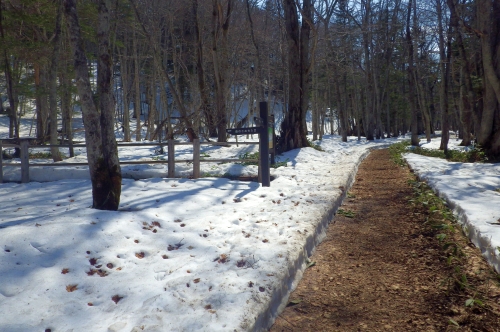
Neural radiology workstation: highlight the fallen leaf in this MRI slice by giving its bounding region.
[217,254,229,264]
[66,284,78,292]
[86,269,108,277]
[111,295,123,304]
[96,269,108,277]
[286,299,302,307]
[306,261,317,269]
[61,268,69,274]
[135,252,145,259]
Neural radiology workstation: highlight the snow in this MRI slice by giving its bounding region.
[1,117,500,331]
[404,154,500,273]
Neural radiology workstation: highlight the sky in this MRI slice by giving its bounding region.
[1,117,499,331]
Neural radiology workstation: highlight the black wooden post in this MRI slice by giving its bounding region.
[20,140,29,183]
[193,138,200,179]
[259,102,270,187]
[168,139,175,178]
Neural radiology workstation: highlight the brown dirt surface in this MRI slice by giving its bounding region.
[269,149,500,332]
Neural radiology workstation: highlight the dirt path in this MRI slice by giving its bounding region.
[269,149,500,332]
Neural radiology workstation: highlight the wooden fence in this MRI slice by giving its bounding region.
[0,139,259,183]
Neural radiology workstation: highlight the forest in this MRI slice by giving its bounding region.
[1,0,499,157]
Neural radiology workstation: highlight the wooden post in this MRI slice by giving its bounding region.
[0,141,3,183]
[259,102,270,187]
[167,139,175,178]
[193,138,200,179]
[269,114,276,165]
[20,140,29,183]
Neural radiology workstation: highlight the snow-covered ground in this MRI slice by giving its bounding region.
[404,153,500,274]
[1,115,499,331]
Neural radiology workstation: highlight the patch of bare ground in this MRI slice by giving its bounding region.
[270,149,500,332]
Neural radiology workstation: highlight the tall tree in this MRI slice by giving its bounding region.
[211,0,233,142]
[0,2,20,140]
[447,0,473,146]
[49,1,63,162]
[63,0,121,210]
[406,0,419,146]
[280,0,312,151]
[476,0,500,157]
[437,0,451,152]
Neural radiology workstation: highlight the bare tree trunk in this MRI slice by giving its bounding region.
[3,57,19,139]
[280,0,311,151]
[147,62,156,140]
[193,0,215,138]
[60,70,74,156]
[458,67,472,146]
[211,0,232,143]
[59,26,74,156]
[335,78,348,142]
[414,71,432,143]
[437,0,451,152]
[35,63,49,142]
[96,0,121,209]
[64,0,121,210]
[133,23,141,141]
[361,0,375,140]
[154,57,173,140]
[49,2,63,161]
[447,0,473,146]
[120,35,131,142]
[476,0,500,157]
[406,0,419,146]
[0,3,18,139]
[312,62,318,140]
